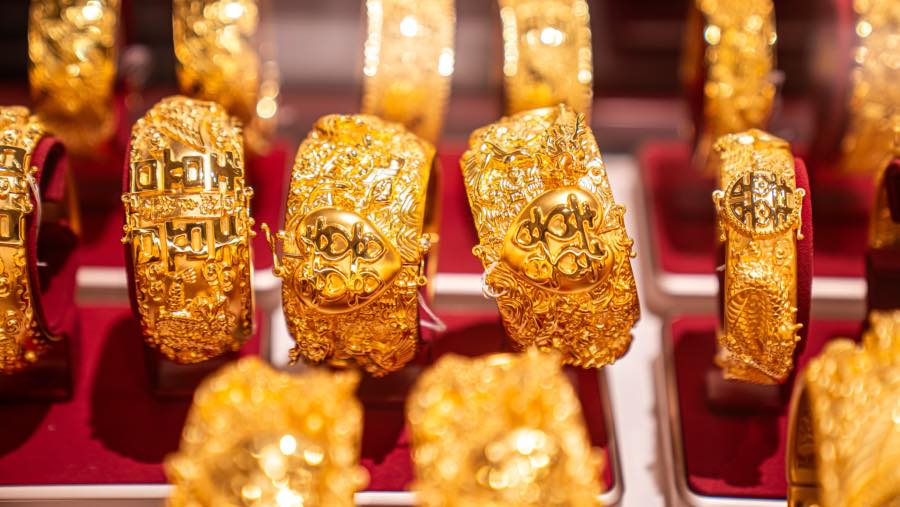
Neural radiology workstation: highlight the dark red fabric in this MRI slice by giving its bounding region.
[866,249,900,311]
[887,158,900,222]
[435,143,483,274]
[671,316,863,498]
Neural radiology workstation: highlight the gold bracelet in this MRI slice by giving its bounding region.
[166,357,368,507]
[461,104,639,368]
[786,310,900,507]
[122,96,255,364]
[838,0,899,174]
[28,0,119,156]
[711,129,805,384]
[684,0,777,175]
[263,114,436,377]
[361,0,455,144]
[407,350,604,505]
[173,0,279,154]
[498,0,593,119]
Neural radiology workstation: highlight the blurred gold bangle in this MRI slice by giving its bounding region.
[461,104,639,368]
[173,0,279,154]
[264,114,437,377]
[28,0,119,156]
[711,129,804,384]
[122,96,255,364]
[498,0,593,120]
[361,0,455,144]
[786,310,900,507]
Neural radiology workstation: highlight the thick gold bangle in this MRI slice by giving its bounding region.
[712,129,805,384]
[786,310,900,507]
[684,0,777,175]
[361,0,455,144]
[407,350,604,506]
[461,104,639,368]
[122,96,255,364]
[166,357,368,507]
[173,0,279,154]
[264,114,436,377]
[499,0,593,120]
[28,0,119,156]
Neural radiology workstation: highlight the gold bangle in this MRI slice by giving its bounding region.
[711,129,805,384]
[461,104,639,368]
[122,96,255,364]
[838,0,899,174]
[786,310,900,507]
[263,114,436,377]
[499,0,593,120]
[361,0,455,144]
[407,349,604,505]
[28,0,119,156]
[166,357,368,507]
[684,0,777,175]
[173,0,279,154]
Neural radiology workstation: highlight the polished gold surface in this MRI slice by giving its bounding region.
[407,350,604,506]
[712,129,804,384]
[499,0,593,119]
[173,0,279,154]
[362,0,455,143]
[166,357,368,507]
[264,114,435,376]
[122,96,255,364]
[28,0,119,156]
[787,310,900,507]
[461,104,639,368]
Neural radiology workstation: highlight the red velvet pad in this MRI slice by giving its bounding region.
[639,141,868,277]
[670,316,863,498]
[433,143,483,274]
[864,158,900,312]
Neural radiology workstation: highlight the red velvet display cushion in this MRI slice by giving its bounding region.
[670,316,862,498]
[640,141,870,277]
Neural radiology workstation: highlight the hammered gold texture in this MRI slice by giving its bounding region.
[266,114,434,377]
[839,0,900,174]
[787,310,900,507]
[712,129,804,384]
[0,108,54,373]
[407,350,604,506]
[122,96,254,364]
[166,357,368,507]
[362,0,455,143]
[28,0,119,155]
[460,105,639,368]
[499,0,593,120]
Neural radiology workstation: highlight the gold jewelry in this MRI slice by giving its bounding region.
[173,0,279,154]
[711,129,805,384]
[263,114,436,377]
[28,0,119,156]
[407,349,604,506]
[838,0,899,174]
[166,357,368,507]
[460,104,639,368]
[361,0,455,144]
[498,0,593,120]
[122,96,255,364]
[683,0,777,175]
[786,310,900,507]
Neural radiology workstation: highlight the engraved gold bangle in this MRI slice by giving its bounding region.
[122,96,255,364]
[263,114,436,377]
[683,0,777,175]
[166,357,368,507]
[499,0,593,120]
[407,349,604,506]
[786,310,900,507]
[28,0,119,156]
[361,0,455,144]
[711,129,805,384]
[173,0,279,155]
[461,104,639,368]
